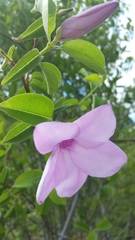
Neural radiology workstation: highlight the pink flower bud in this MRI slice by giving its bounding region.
[60,1,119,40]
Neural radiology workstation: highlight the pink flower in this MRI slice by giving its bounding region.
[33,104,127,205]
[60,1,119,40]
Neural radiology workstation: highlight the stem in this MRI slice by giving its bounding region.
[0,48,30,92]
[59,193,79,240]
[0,48,15,66]
[40,37,59,55]
[21,76,30,93]
[79,86,98,105]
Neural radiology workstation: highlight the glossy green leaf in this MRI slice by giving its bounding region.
[2,122,34,144]
[84,74,104,86]
[96,218,113,231]
[12,169,42,188]
[40,62,61,95]
[13,17,45,42]
[49,189,66,205]
[0,93,54,125]
[1,49,44,86]
[87,231,98,240]
[61,39,105,75]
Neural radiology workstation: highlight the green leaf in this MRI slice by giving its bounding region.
[1,49,44,86]
[33,0,56,41]
[62,98,78,106]
[96,219,113,231]
[40,62,61,95]
[0,93,54,125]
[1,45,17,70]
[100,185,115,198]
[61,39,105,75]
[4,205,15,219]
[75,222,89,233]
[2,122,34,144]
[47,0,56,40]
[49,189,66,205]
[35,197,54,215]
[84,74,104,86]
[0,223,5,234]
[12,169,42,188]
[87,231,98,240]
[0,166,10,185]
[13,17,45,42]
[0,149,6,158]
[54,97,66,109]
[0,190,11,206]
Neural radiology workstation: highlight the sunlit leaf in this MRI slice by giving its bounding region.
[0,93,54,125]
[13,17,45,42]
[2,122,34,144]
[61,39,105,75]
[1,49,44,86]
[84,73,104,86]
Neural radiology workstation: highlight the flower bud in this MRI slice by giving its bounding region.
[60,1,119,40]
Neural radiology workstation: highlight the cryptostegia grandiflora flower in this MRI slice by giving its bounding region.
[60,1,119,40]
[33,105,127,205]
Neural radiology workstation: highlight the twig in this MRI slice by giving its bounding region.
[59,193,79,240]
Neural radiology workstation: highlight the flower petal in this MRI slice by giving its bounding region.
[33,122,79,154]
[36,146,62,204]
[36,145,87,204]
[75,104,116,148]
[71,141,127,178]
[55,148,87,198]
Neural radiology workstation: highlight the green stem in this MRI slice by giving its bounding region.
[40,37,59,55]
[0,48,15,66]
[79,86,98,105]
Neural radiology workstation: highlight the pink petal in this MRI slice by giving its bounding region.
[75,104,116,148]
[36,145,87,204]
[36,146,63,204]
[71,141,127,178]
[56,148,87,197]
[33,122,79,154]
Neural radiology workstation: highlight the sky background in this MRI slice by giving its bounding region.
[117,0,135,87]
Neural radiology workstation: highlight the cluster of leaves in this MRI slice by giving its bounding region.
[0,0,134,239]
